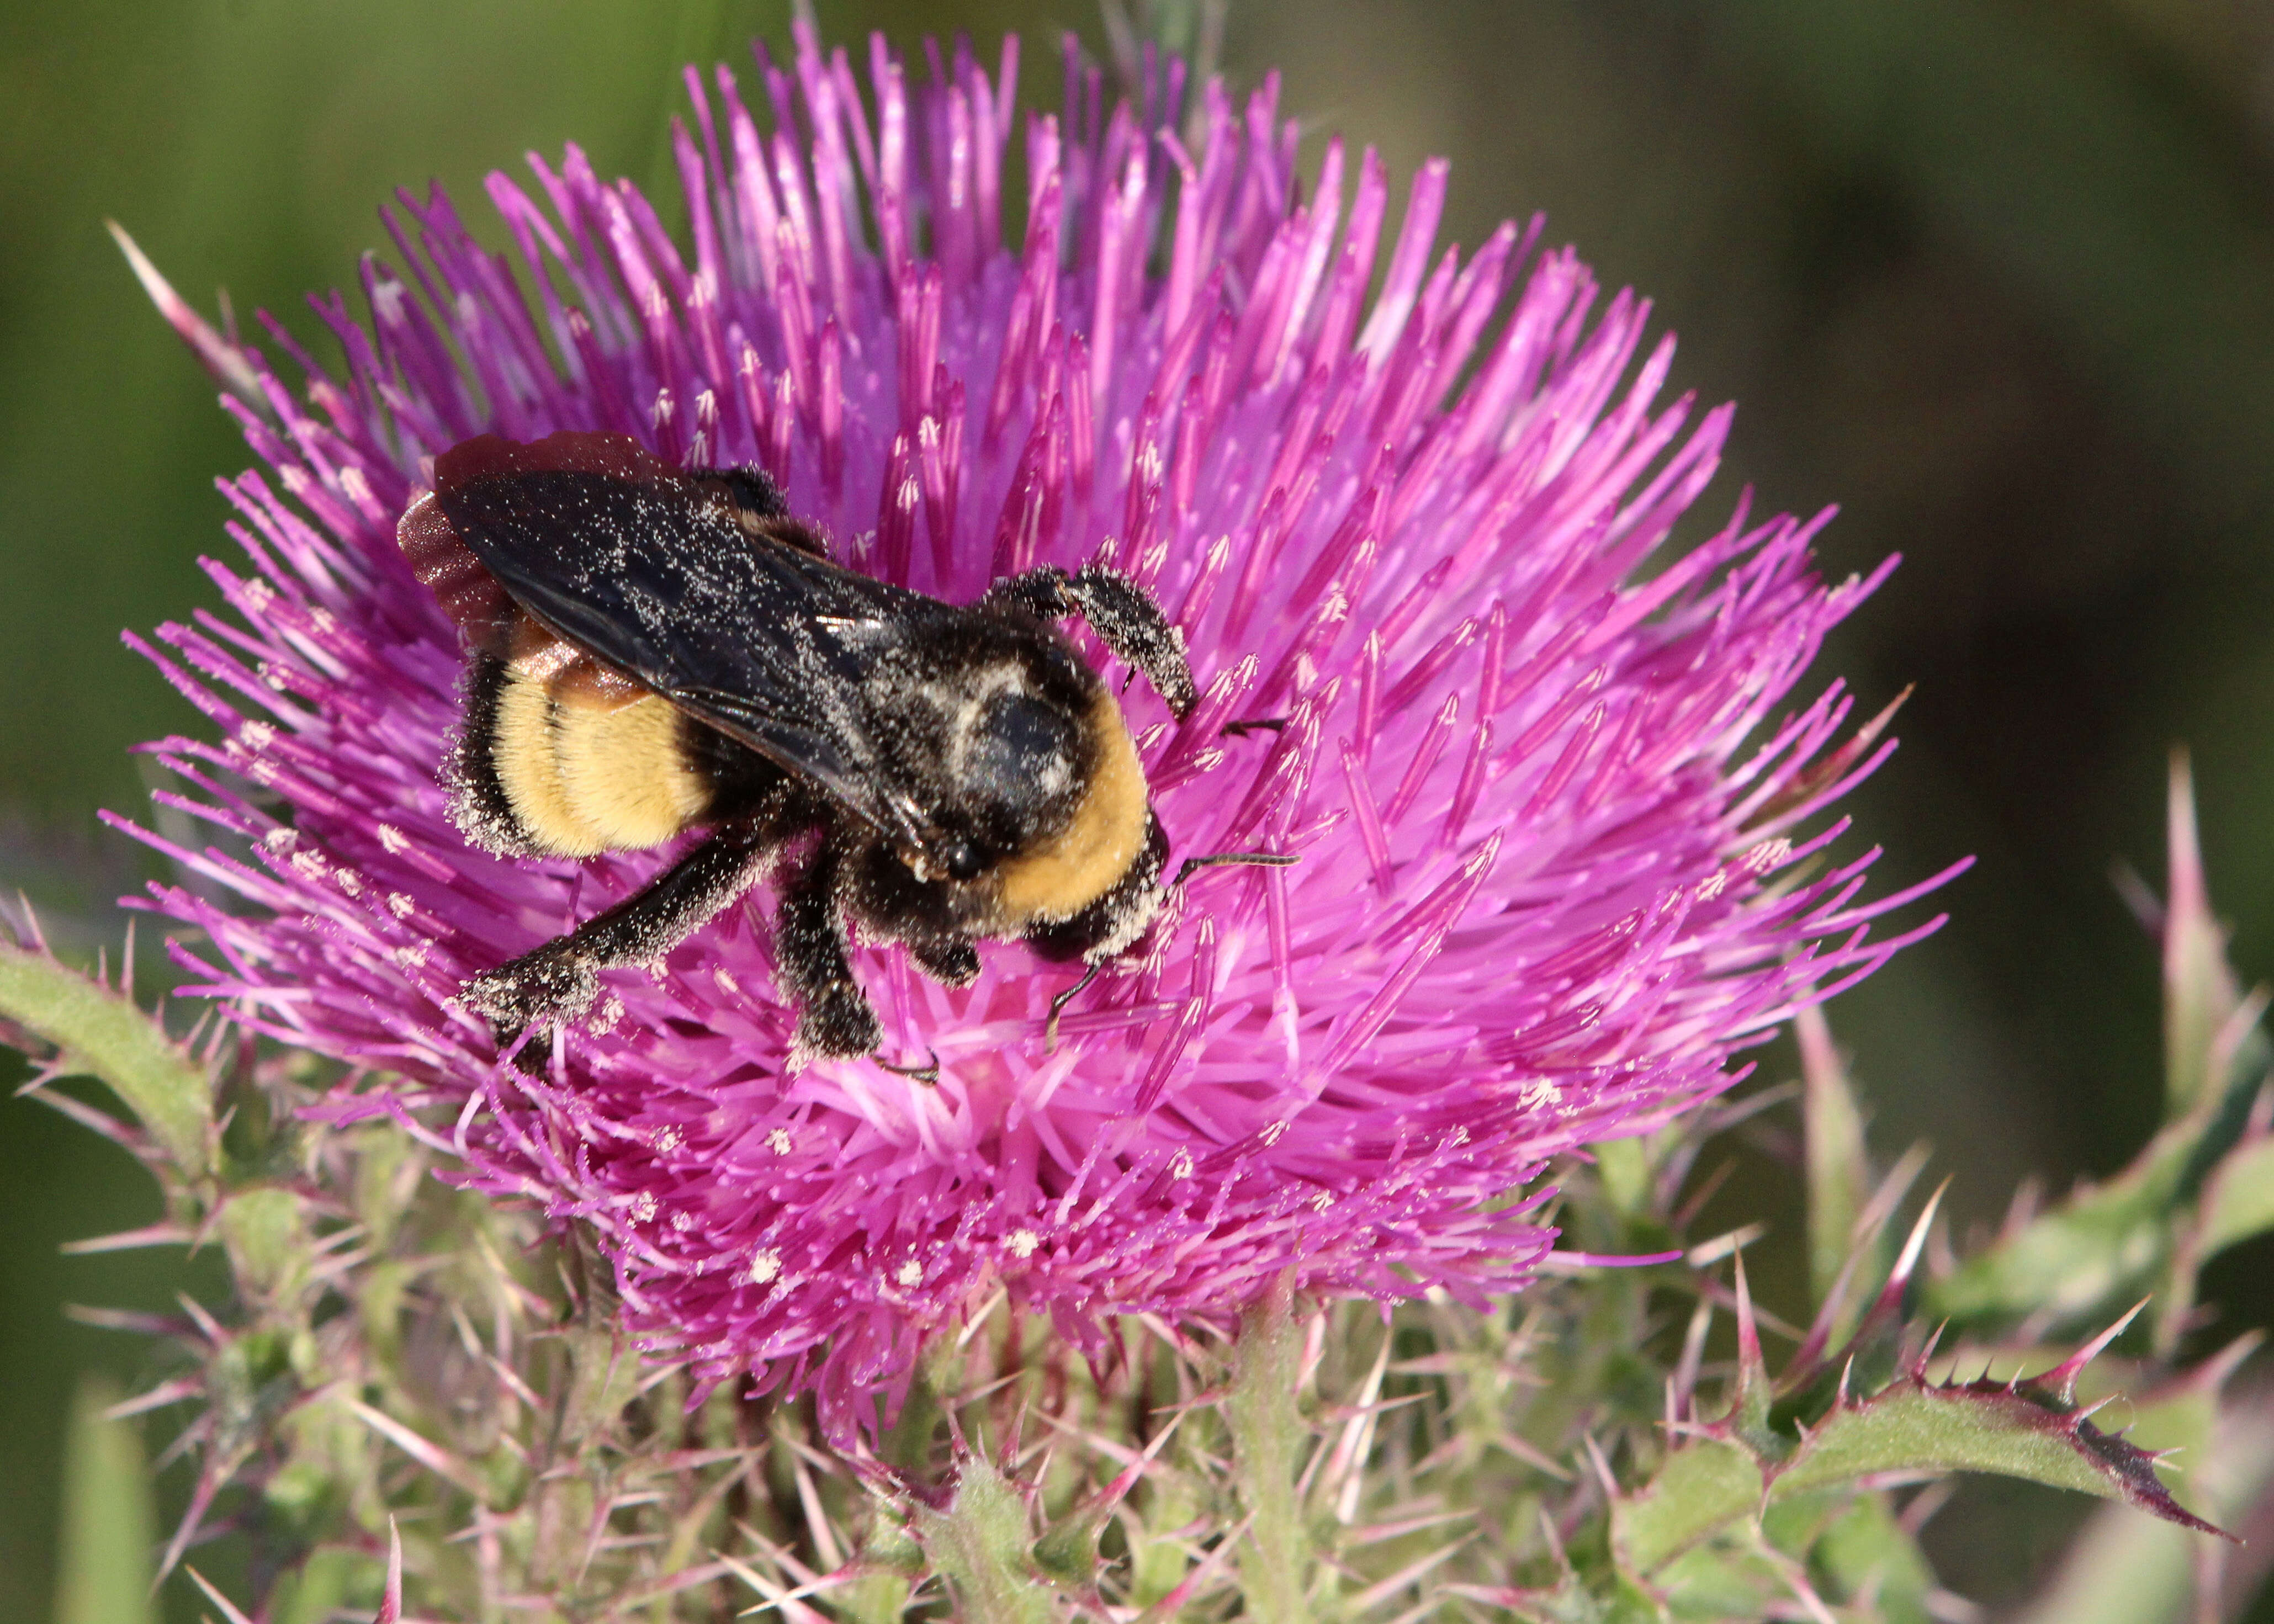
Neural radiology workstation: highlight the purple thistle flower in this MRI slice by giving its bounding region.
[118,26,1962,1432]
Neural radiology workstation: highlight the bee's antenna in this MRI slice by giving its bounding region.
[877,1048,941,1085]
[1045,962,1104,1050]
[1170,851,1298,890]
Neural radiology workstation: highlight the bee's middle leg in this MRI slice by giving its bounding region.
[775,843,885,1060]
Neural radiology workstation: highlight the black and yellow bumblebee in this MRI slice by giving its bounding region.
[397,431,1201,1064]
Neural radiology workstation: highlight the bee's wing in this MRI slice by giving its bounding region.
[429,438,946,855]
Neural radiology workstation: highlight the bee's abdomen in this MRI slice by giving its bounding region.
[454,645,714,858]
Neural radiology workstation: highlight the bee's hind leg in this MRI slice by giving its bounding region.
[464,818,780,1037]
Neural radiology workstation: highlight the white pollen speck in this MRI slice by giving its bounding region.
[632,1193,658,1222]
[749,1249,782,1285]
[241,579,275,612]
[261,663,288,692]
[239,720,275,749]
[290,851,327,880]
[393,943,429,970]
[387,893,415,919]
[1694,872,1729,901]
[671,1212,693,1232]
[766,1128,794,1155]
[1169,1150,1195,1180]
[309,609,338,634]
[1006,1229,1040,1259]
[377,824,410,854]
[895,1259,924,1287]
[654,1126,685,1153]
[1311,1192,1335,1212]
[1445,1126,1471,1148]
[713,968,741,997]
[1520,1079,1565,1110]
[335,870,363,896]
[592,995,626,1034]
[263,827,297,853]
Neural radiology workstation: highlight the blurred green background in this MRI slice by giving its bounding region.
[6,0,2273,1616]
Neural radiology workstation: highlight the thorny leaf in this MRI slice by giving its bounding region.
[1615,1320,2227,1578]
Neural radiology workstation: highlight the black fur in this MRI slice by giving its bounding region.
[445,653,539,855]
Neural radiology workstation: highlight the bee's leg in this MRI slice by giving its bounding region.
[909,938,980,987]
[775,844,884,1060]
[464,819,779,1034]
[837,839,978,990]
[983,564,1197,718]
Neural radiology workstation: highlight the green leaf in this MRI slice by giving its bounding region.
[53,1377,157,1624]
[1773,1378,2212,1531]
[2193,1129,2274,1262]
[912,1456,1059,1624]
[1926,1148,2181,1326]
[1615,1363,2224,1584]
[0,942,210,1179]
[1612,1437,1765,1573]
[1807,1494,1937,1624]
[220,1187,309,1298]
[1592,1135,1652,1217]
[2159,755,2243,1122]
[2005,1382,2274,1624]
[1798,1007,1871,1310]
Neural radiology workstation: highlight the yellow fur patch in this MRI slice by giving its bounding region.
[552,690,712,850]
[994,691,1149,927]
[492,667,604,856]
[490,662,709,856]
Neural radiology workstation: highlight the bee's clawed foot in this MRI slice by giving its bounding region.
[463,950,600,1032]
[789,983,884,1066]
[910,938,980,988]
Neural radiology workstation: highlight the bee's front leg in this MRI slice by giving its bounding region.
[464,818,780,1036]
[982,564,1198,717]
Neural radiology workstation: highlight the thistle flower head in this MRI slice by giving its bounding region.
[121,25,1955,1431]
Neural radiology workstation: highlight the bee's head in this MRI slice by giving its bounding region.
[874,627,1158,942]
[882,637,1099,877]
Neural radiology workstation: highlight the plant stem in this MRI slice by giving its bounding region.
[1227,1282,1313,1624]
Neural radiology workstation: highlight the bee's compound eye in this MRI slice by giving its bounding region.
[943,841,986,882]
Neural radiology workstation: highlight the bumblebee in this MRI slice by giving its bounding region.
[396,430,1199,1064]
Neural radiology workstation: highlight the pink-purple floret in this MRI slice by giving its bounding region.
[118,25,1960,1431]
